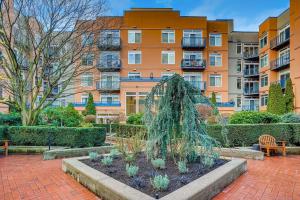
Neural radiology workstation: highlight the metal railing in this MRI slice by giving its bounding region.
[242,105,259,111]
[244,85,259,95]
[270,54,290,71]
[96,81,120,90]
[182,37,206,49]
[98,37,121,49]
[243,67,259,77]
[97,59,121,70]
[216,102,235,107]
[187,81,206,91]
[270,30,290,50]
[243,49,259,60]
[73,101,121,107]
[120,77,162,82]
[181,59,206,70]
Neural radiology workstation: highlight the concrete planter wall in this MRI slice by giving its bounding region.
[62,157,247,200]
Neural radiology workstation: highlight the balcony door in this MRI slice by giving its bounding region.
[183,52,202,67]
[183,72,202,88]
[279,26,290,43]
[183,30,202,46]
[279,48,290,66]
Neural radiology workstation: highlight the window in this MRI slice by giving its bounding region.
[236,43,242,54]
[101,94,119,103]
[81,53,94,66]
[128,30,141,43]
[236,96,241,108]
[237,60,242,73]
[81,94,89,103]
[260,35,268,48]
[82,33,94,47]
[161,72,175,79]
[209,34,222,46]
[128,72,141,79]
[261,95,268,106]
[128,51,141,64]
[209,74,222,87]
[261,75,268,87]
[162,51,175,64]
[162,30,175,43]
[260,54,268,68]
[209,53,222,66]
[81,73,93,86]
[237,78,242,90]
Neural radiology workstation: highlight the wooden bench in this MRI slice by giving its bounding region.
[259,134,286,157]
[0,140,9,156]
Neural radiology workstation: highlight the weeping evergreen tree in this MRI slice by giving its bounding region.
[144,74,225,163]
[285,78,294,112]
[84,93,96,116]
[267,83,286,115]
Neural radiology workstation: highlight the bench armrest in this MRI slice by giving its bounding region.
[276,141,286,146]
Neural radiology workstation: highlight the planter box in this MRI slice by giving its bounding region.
[62,156,247,200]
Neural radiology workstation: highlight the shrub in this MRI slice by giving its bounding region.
[7,126,106,147]
[285,78,294,112]
[38,105,83,127]
[229,111,280,124]
[151,159,166,169]
[0,112,21,126]
[101,156,113,166]
[126,164,139,177]
[84,115,96,123]
[210,92,217,105]
[0,126,8,140]
[126,113,144,125]
[89,152,98,161]
[202,155,214,168]
[151,175,170,191]
[178,161,188,174]
[281,113,300,123]
[267,83,286,115]
[109,148,120,158]
[125,153,135,163]
[83,93,96,116]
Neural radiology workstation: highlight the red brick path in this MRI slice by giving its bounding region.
[1,155,300,200]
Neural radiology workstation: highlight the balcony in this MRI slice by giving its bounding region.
[216,102,235,107]
[181,59,206,70]
[182,37,206,49]
[270,31,290,50]
[270,54,290,71]
[97,59,121,72]
[96,81,120,91]
[243,49,259,61]
[243,67,259,78]
[73,101,121,107]
[244,84,259,96]
[98,37,121,50]
[120,77,162,82]
[242,105,259,111]
[187,81,206,91]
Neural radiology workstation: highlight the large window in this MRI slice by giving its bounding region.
[260,35,268,48]
[81,94,89,103]
[261,95,268,106]
[261,75,268,87]
[81,73,93,86]
[125,92,148,116]
[81,53,94,66]
[162,51,175,64]
[209,74,222,87]
[128,30,141,43]
[128,51,141,64]
[162,30,175,43]
[260,54,268,68]
[209,53,222,66]
[82,33,94,47]
[101,94,119,103]
[209,33,222,46]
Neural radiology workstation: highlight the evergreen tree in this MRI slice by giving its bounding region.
[285,78,294,112]
[84,93,96,116]
[210,92,217,105]
[267,83,286,115]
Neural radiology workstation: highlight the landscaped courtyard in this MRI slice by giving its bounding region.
[1,155,299,200]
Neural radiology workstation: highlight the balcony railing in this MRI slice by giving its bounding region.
[97,59,121,71]
[98,37,121,50]
[73,101,121,107]
[244,85,259,96]
[243,49,259,60]
[242,104,259,111]
[216,102,235,107]
[120,77,162,82]
[182,37,206,49]
[270,31,290,50]
[270,54,290,71]
[187,81,206,91]
[96,81,120,91]
[243,68,259,77]
[181,59,206,70]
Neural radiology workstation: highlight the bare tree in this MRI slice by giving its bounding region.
[0,0,112,125]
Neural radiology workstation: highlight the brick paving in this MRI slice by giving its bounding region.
[0,155,300,200]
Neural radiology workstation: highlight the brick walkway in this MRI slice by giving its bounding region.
[0,155,300,200]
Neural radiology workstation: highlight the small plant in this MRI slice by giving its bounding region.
[151,158,166,169]
[88,152,98,161]
[130,176,146,189]
[126,164,139,177]
[125,153,135,163]
[202,155,214,168]
[151,175,170,191]
[178,161,188,174]
[101,156,113,166]
[109,149,120,158]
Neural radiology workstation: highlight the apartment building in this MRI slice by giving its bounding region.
[229,32,259,111]
[74,8,234,122]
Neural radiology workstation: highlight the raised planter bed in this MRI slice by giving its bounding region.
[62,155,247,200]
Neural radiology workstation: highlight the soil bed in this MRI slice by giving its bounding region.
[81,153,227,198]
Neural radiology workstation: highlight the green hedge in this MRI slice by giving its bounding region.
[6,126,106,147]
[96,123,300,147]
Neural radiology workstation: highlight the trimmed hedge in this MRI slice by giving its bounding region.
[5,126,106,147]
[229,111,280,124]
[96,123,300,147]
